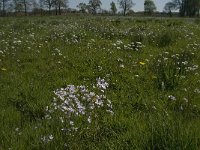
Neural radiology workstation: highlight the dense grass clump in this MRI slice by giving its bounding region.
[0,16,200,149]
[150,50,195,91]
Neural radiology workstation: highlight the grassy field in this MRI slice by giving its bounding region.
[0,16,200,149]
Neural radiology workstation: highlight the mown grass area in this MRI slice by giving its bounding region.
[0,16,200,149]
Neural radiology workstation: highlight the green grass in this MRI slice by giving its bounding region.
[0,16,200,149]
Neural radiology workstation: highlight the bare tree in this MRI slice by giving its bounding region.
[12,0,23,13]
[0,1,2,12]
[42,0,54,14]
[118,0,134,16]
[0,0,10,16]
[38,0,44,15]
[54,0,68,15]
[22,0,29,15]
[11,0,33,15]
[31,0,40,15]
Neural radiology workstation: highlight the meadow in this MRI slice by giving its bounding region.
[0,16,200,149]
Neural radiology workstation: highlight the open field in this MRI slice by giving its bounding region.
[0,16,200,149]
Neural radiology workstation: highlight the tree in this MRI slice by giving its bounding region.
[31,0,39,10]
[184,0,200,16]
[110,1,117,14]
[77,2,87,13]
[22,0,31,15]
[54,0,68,15]
[88,0,102,14]
[38,0,45,15]
[168,0,200,16]
[118,0,134,16]
[164,2,176,16]
[11,0,24,14]
[11,0,34,15]
[0,0,10,16]
[0,1,2,12]
[172,0,187,16]
[164,2,176,13]
[0,0,2,9]
[144,0,156,15]
[42,0,54,14]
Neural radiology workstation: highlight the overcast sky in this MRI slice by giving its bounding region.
[69,0,170,12]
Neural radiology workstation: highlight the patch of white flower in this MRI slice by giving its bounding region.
[96,77,109,91]
[168,95,176,101]
[126,41,144,51]
[112,40,144,51]
[44,77,113,137]
[41,134,54,143]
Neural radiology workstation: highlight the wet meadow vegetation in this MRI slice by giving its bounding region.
[0,16,200,149]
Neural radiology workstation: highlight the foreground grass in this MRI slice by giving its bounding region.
[0,16,200,149]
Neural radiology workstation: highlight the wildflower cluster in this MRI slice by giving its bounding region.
[112,40,144,51]
[44,78,113,135]
[126,41,144,51]
[41,135,54,143]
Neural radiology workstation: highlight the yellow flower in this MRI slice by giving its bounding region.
[139,62,146,65]
[1,68,7,71]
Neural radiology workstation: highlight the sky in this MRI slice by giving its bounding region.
[69,0,170,12]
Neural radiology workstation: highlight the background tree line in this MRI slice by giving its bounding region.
[0,0,158,16]
[0,0,200,17]
[164,0,200,16]
[0,0,69,16]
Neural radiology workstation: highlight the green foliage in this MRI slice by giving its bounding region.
[88,0,102,14]
[158,31,177,47]
[144,0,157,15]
[194,18,200,24]
[145,115,199,150]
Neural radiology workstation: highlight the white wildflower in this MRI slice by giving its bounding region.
[168,95,176,101]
